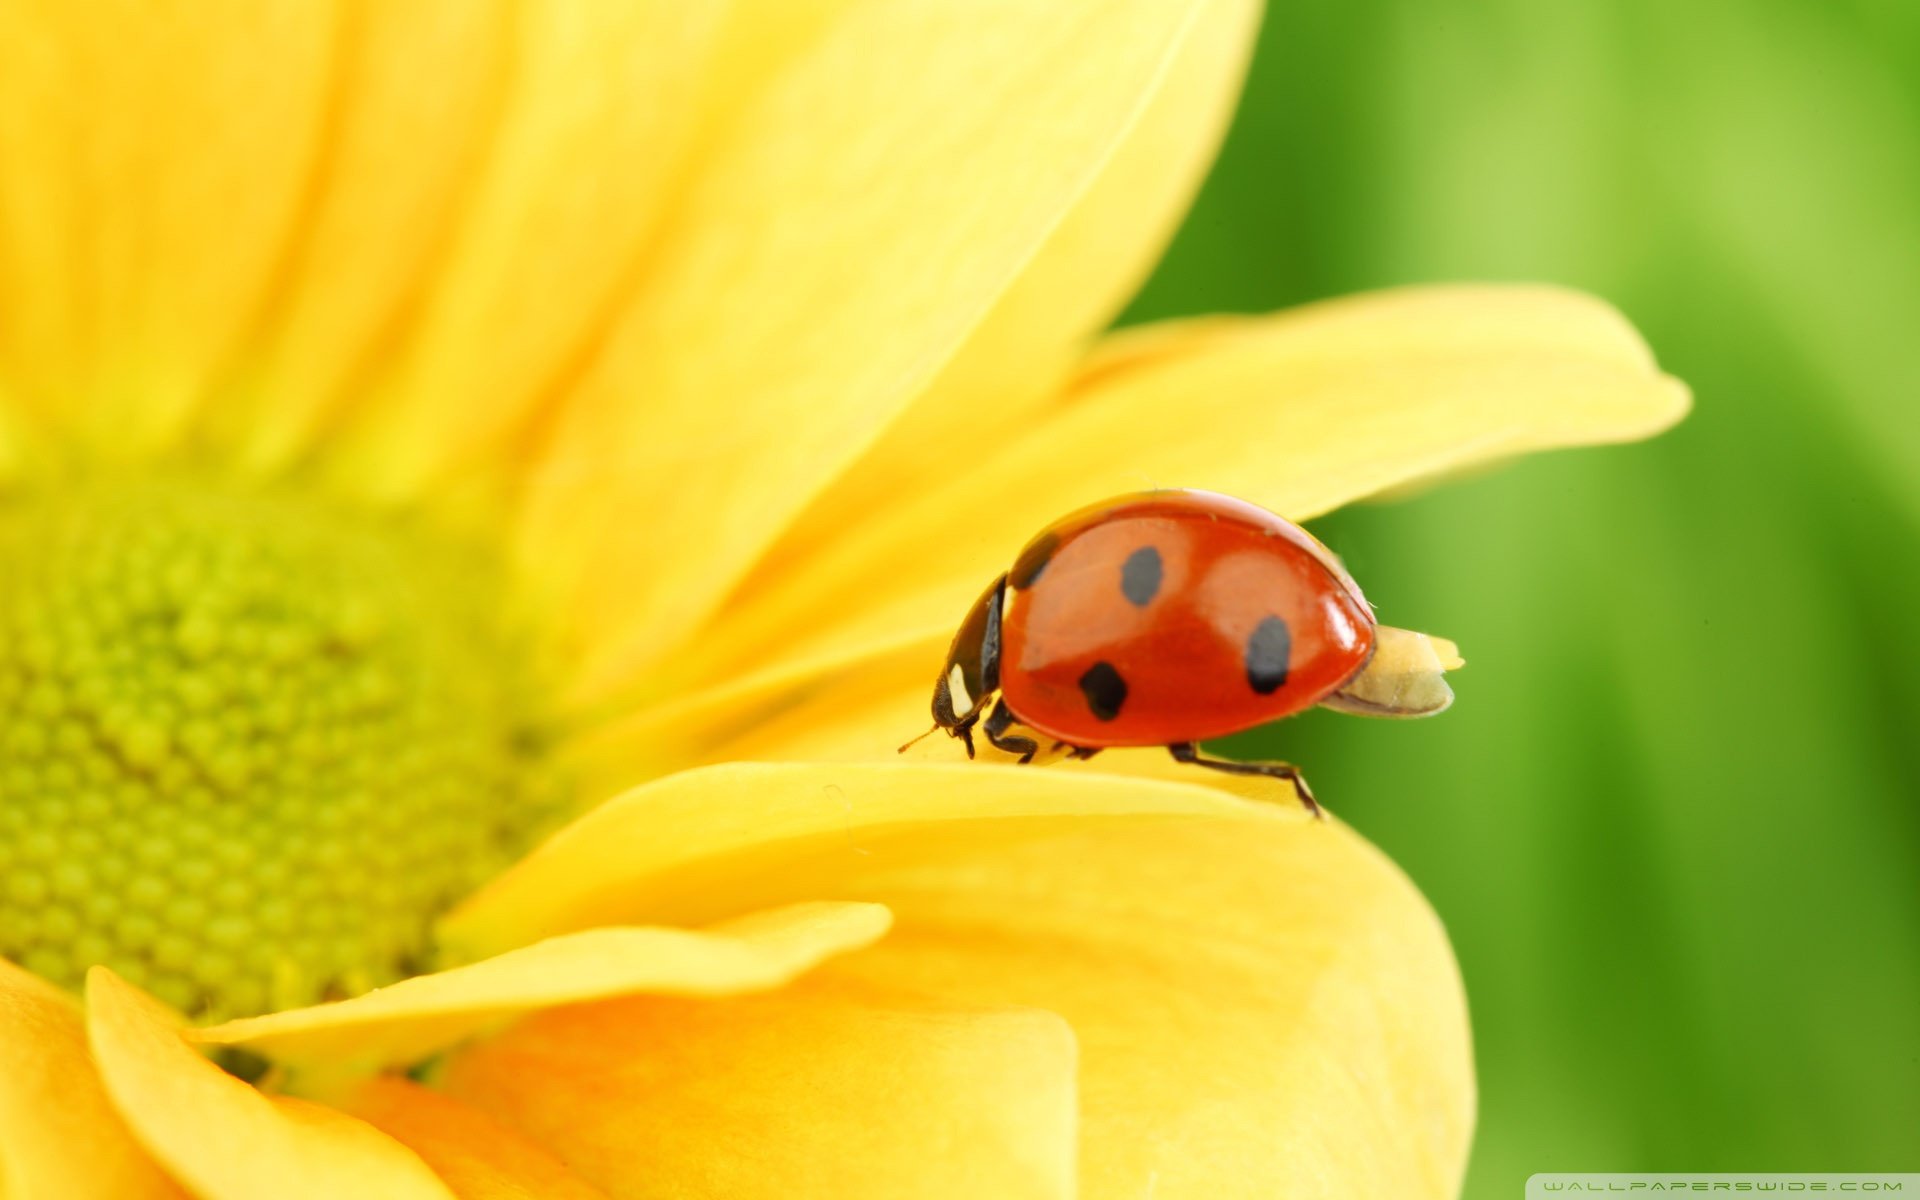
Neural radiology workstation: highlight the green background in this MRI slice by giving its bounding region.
[1125,0,1920,1190]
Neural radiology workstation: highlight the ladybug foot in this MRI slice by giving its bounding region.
[1166,743,1323,819]
[983,698,1039,764]
[1051,742,1103,762]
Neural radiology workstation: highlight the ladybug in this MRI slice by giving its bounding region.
[912,489,1460,816]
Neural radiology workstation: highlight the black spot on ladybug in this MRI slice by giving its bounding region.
[1010,531,1060,590]
[1119,545,1162,607]
[1245,616,1292,694]
[1078,661,1128,721]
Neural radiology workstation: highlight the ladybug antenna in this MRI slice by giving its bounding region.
[897,724,940,754]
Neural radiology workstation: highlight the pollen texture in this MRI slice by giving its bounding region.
[0,478,559,1020]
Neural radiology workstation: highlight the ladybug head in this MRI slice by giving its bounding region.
[929,573,1007,740]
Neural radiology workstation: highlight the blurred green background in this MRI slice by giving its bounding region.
[1125,0,1920,1189]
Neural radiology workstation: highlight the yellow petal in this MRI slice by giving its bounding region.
[518,0,1216,698]
[559,627,942,796]
[324,2,732,499]
[346,1078,610,1200]
[831,818,1475,1198]
[672,284,1690,696]
[85,969,453,1200]
[439,977,1078,1200]
[0,0,336,457]
[0,959,185,1200]
[671,631,947,766]
[564,639,1309,810]
[0,385,32,485]
[196,901,889,1072]
[216,0,517,472]
[732,0,1261,593]
[631,644,1325,782]
[442,761,1272,957]
[456,762,1470,1197]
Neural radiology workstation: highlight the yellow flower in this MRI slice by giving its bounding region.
[0,2,1687,1198]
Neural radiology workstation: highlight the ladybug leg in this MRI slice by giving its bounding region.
[1047,740,1100,761]
[954,715,978,759]
[982,698,1039,765]
[1166,743,1322,819]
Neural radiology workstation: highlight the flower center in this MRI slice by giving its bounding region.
[0,476,561,1020]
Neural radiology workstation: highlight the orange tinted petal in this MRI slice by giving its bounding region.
[347,1078,609,1200]
[442,977,1077,1200]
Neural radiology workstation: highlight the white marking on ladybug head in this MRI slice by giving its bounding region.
[947,663,973,715]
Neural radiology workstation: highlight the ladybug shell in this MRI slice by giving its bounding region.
[998,490,1376,747]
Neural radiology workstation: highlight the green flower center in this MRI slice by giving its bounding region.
[0,477,561,1020]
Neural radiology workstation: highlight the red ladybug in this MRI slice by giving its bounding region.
[914,489,1459,816]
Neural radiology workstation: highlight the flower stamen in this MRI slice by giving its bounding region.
[0,477,561,1019]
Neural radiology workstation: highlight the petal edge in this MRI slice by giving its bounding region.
[199,901,890,1070]
[86,969,453,1200]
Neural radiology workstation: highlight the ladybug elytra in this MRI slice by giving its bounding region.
[913,489,1461,817]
